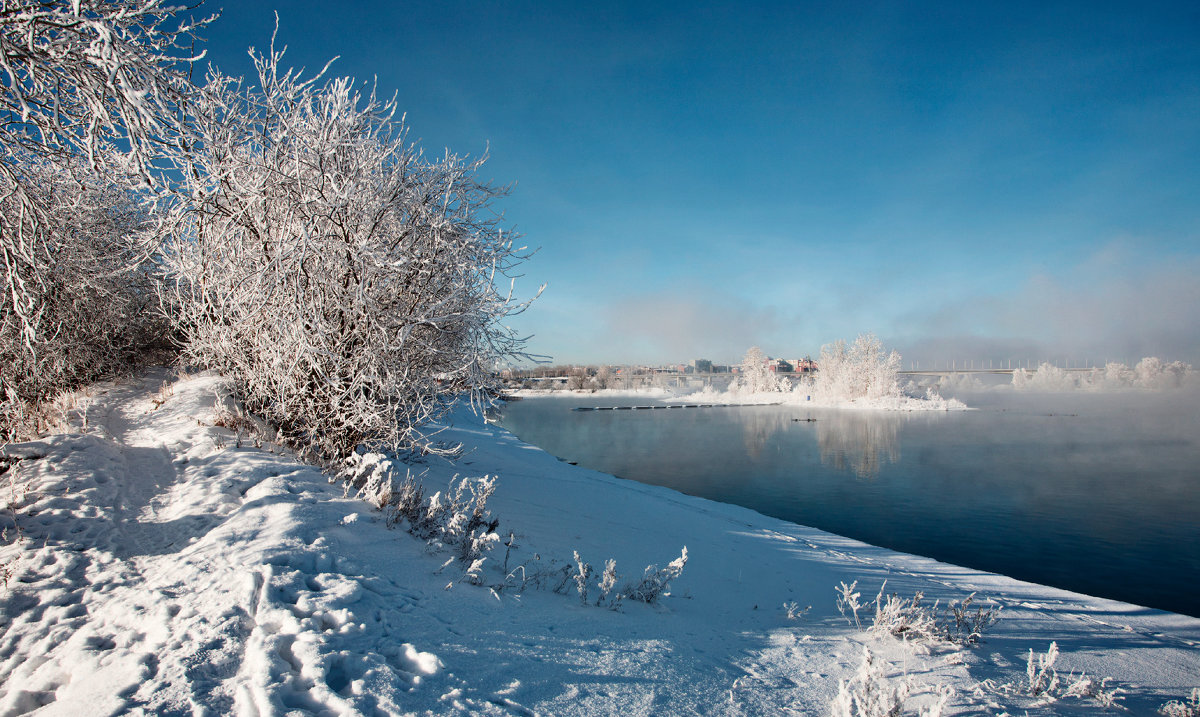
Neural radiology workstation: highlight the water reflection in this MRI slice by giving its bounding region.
[739,409,794,460]
[816,411,901,478]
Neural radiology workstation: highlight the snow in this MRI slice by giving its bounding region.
[1,368,1197,715]
[662,384,970,411]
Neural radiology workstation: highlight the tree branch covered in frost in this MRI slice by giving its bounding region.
[162,41,541,459]
[0,1,208,368]
[811,333,902,402]
[0,153,170,439]
[0,0,208,177]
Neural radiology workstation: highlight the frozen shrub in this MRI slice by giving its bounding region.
[572,551,592,605]
[831,647,910,717]
[1061,673,1124,708]
[1026,641,1061,698]
[0,156,171,440]
[812,334,902,402]
[621,547,688,604]
[838,580,1000,647]
[837,580,865,629]
[869,583,942,645]
[981,641,1124,710]
[1161,689,1200,717]
[162,38,539,460]
[342,452,499,574]
[782,601,810,621]
[946,592,1001,645]
[596,559,620,607]
[0,1,207,435]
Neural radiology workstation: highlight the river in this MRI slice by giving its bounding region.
[495,388,1200,617]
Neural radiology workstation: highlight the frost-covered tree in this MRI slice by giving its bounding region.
[0,161,179,440]
[0,0,207,175]
[0,0,208,344]
[811,333,901,401]
[0,154,169,438]
[734,346,780,394]
[0,1,208,429]
[162,42,540,459]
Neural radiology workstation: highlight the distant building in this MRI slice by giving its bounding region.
[792,356,818,373]
[689,359,713,373]
[768,359,792,373]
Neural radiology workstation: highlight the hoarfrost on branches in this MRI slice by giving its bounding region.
[0,153,168,439]
[731,345,785,395]
[810,333,901,402]
[0,1,210,385]
[162,39,541,458]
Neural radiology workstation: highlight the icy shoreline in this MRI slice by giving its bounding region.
[1,369,1197,715]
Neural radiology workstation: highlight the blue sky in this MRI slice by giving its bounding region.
[198,1,1200,366]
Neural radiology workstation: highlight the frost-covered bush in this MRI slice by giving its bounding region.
[811,333,902,402]
[163,41,538,459]
[342,452,500,578]
[837,580,865,629]
[1161,688,1200,717]
[730,346,784,395]
[1132,357,1191,389]
[831,647,912,717]
[619,546,688,604]
[1012,363,1077,391]
[0,0,205,435]
[838,581,1000,647]
[982,641,1124,709]
[868,583,942,645]
[1013,358,1193,392]
[0,156,171,439]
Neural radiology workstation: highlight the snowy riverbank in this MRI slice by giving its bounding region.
[1,369,1197,715]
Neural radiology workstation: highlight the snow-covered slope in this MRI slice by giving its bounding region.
[0,370,1196,715]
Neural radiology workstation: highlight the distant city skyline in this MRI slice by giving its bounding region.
[199,2,1200,367]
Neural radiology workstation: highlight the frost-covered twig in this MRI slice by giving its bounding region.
[831,647,911,717]
[1027,641,1060,699]
[621,547,688,604]
[837,580,864,629]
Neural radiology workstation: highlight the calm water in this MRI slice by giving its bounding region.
[496,390,1200,617]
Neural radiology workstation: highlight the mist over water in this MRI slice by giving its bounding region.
[496,389,1200,616]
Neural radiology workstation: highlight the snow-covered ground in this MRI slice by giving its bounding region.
[1,369,1197,715]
